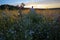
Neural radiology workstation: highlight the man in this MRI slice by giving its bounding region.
[30,6,34,12]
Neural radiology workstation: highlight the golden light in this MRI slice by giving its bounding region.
[24,3,60,8]
[24,4,49,8]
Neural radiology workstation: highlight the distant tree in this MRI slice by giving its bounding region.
[20,3,25,9]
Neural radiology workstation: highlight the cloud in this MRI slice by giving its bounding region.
[38,0,60,3]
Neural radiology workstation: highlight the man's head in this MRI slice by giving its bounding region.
[32,6,33,8]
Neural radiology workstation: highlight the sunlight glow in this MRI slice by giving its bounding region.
[24,3,60,8]
[24,5,50,8]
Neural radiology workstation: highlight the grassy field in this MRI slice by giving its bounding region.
[0,8,60,40]
[0,8,60,20]
[0,8,60,16]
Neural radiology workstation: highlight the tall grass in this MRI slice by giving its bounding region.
[0,9,60,40]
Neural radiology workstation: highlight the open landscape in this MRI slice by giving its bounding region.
[0,0,60,40]
[0,5,60,21]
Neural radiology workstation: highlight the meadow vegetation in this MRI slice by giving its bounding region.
[0,8,60,40]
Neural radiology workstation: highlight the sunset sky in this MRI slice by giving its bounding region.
[0,0,60,8]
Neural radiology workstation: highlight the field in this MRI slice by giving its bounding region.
[0,8,60,20]
[0,8,60,40]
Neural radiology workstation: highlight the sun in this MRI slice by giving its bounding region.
[24,4,48,8]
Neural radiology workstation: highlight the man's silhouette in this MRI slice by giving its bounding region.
[30,6,34,11]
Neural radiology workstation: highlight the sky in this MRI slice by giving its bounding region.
[0,0,60,8]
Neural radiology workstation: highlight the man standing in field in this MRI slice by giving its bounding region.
[30,6,36,14]
[30,6,34,12]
